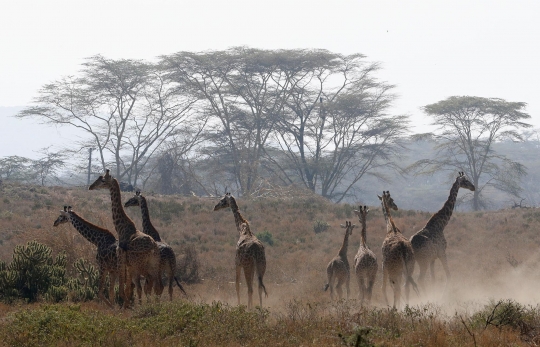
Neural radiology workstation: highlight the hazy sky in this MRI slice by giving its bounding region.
[1,0,539,158]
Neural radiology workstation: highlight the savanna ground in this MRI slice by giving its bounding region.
[1,181,540,346]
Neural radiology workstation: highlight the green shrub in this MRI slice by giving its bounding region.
[256,230,275,246]
[0,240,68,303]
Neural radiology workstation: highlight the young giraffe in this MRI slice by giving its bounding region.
[53,206,118,308]
[124,190,187,299]
[213,193,267,309]
[89,169,160,308]
[379,191,419,308]
[410,172,475,290]
[324,221,355,300]
[353,206,377,304]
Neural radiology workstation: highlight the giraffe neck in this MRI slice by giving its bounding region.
[229,196,252,236]
[424,178,460,232]
[68,212,116,247]
[380,199,393,234]
[360,216,367,248]
[382,197,399,234]
[338,228,350,258]
[139,195,161,242]
[109,178,137,241]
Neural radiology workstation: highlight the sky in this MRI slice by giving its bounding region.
[1,0,539,158]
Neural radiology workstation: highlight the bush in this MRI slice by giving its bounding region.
[177,244,201,284]
[256,230,275,246]
[313,220,330,234]
[0,240,68,303]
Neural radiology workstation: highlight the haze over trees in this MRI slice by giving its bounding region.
[7,48,536,210]
[410,96,531,210]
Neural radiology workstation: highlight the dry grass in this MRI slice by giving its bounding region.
[1,181,540,345]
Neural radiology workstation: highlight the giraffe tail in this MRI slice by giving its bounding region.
[323,283,330,291]
[174,276,187,296]
[258,276,268,297]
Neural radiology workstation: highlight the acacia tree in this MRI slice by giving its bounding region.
[17,56,199,185]
[269,52,406,202]
[412,96,531,210]
[31,147,66,186]
[161,47,296,195]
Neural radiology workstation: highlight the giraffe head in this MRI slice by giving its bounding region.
[124,190,142,208]
[354,205,369,220]
[213,193,232,211]
[456,172,475,191]
[378,191,398,210]
[53,206,71,226]
[340,220,356,235]
[88,169,113,191]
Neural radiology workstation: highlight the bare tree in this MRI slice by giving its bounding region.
[411,96,531,210]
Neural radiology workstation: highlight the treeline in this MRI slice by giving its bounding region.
[13,48,405,203]
[5,48,534,210]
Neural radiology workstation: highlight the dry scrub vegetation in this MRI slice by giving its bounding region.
[1,181,540,346]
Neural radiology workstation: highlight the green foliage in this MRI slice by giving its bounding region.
[0,241,103,304]
[470,299,534,332]
[256,230,275,246]
[67,258,100,302]
[0,240,67,303]
[313,220,330,234]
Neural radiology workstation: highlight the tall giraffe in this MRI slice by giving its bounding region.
[89,169,160,308]
[324,221,355,300]
[379,191,418,308]
[353,206,377,304]
[410,172,475,290]
[213,193,267,309]
[124,190,187,299]
[53,206,118,307]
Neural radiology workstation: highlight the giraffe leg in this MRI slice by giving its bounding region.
[98,268,112,308]
[244,264,255,310]
[235,265,242,306]
[392,275,401,309]
[255,255,267,308]
[168,261,174,301]
[357,276,365,302]
[118,250,128,308]
[108,271,117,307]
[124,266,134,309]
[429,260,436,287]
[345,274,350,300]
[417,261,428,292]
[382,267,389,306]
[366,275,376,305]
[328,271,335,300]
[336,276,344,300]
[440,253,451,289]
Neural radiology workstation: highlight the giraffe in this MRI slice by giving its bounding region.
[409,172,475,290]
[53,206,118,308]
[324,221,355,300]
[89,169,160,308]
[124,190,187,299]
[353,206,377,304]
[213,193,267,309]
[379,191,418,308]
